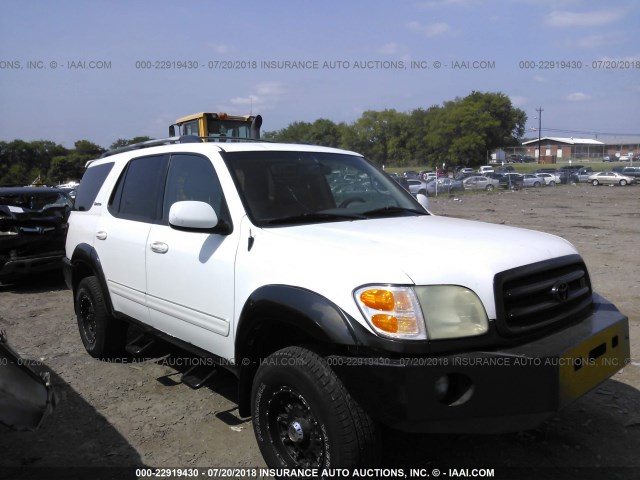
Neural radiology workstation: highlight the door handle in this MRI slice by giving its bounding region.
[96,231,107,240]
[150,241,169,254]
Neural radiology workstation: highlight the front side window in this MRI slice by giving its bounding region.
[162,153,229,226]
[224,151,426,227]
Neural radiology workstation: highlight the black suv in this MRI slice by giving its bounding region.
[0,186,73,282]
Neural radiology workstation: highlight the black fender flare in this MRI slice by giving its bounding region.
[67,243,114,316]
[235,285,363,416]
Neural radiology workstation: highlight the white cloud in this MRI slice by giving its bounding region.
[564,92,591,102]
[573,34,613,49]
[508,95,528,107]
[224,82,287,113]
[378,42,401,55]
[408,21,451,36]
[545,10,624,28]
[208,43,229,54]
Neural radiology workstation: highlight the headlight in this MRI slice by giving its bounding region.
[355,285,488,341]
[354,286,427,340]
[414,285,488,340]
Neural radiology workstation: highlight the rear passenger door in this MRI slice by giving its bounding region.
[146,153,238,359]
[95,154,169,324]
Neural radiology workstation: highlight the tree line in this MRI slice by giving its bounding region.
[0,91,526,185]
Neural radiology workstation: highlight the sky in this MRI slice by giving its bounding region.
[1,0,639,149]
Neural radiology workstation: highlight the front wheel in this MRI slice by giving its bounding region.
[485,184,494,191]
[252,346,379,470]
[549,181,556,186]
[620,180,627,186]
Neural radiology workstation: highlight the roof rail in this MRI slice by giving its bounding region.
[100,135,202,158]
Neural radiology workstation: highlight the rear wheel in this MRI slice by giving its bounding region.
[592,180,599,186]
[252,346,379,470]
[76,276,127,358]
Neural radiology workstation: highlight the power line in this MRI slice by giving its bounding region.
[532,127,640,137]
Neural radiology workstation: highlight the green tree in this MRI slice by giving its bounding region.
[109,137,153,150]
[47,140,106,184]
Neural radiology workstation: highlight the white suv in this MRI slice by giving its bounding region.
[64,137,629,470]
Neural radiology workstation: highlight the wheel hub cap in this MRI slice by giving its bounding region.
[287,420,305,443]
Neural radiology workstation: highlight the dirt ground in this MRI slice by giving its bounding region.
[1,183,639,479]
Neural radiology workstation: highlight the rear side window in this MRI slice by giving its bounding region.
[109,155,169,222]
[74,162,114,211]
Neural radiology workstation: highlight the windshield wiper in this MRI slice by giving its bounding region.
[266,212,365,225]
[361,206,428,218]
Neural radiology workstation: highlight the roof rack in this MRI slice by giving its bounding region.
[98,134,269,160]
[100,135,202,158]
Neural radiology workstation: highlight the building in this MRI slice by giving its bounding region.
[521,137,605,163]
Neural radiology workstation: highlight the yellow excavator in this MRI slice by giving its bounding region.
[169,112,262,141]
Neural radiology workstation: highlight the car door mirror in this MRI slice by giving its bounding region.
[169,201,219,230]
[416,193,429,211]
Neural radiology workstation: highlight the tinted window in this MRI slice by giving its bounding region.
[109,155,169,222]
[162,154,227,224]
[75,162,114,211]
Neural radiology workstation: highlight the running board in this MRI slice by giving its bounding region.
[181,365,217,389]
[125,334,155,356]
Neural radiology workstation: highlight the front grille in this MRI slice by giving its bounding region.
[494,255,593,337]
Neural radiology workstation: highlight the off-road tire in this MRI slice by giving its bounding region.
[75,276,127,359]
[251,346,379,471]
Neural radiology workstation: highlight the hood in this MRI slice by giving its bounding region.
[254,215,578,319]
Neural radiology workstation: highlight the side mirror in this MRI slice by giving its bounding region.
[416,193,430,211]
[169,201,218,230]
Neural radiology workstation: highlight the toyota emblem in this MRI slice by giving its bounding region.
[552,282,570,302]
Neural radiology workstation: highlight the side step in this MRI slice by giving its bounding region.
[125,334,156,356]
[181,365,217,389]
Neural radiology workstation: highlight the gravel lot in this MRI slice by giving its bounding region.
[1,183,638,479]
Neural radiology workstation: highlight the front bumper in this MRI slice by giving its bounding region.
[332,293,629,434]
[0,251,65,281]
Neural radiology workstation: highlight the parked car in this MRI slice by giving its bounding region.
[619,154,632,162]
[425,177,463,196]
[0,186,73,282]
[588,171,635,186]
[406,179,428,196]
[576,167,593,183]
[621,166,640,178]
[522,174,544,188]
[462,175,500,191]
[495,165,515,173]
[534,173,558,186]
[498,173,524,189]
[478,166,494,175]
[389,173,410,191]
[558,170,579,184]
[454,171,481,181]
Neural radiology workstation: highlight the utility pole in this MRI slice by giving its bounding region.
[536,107,544,163]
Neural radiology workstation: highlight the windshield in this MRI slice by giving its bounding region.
[224,151,426,226]
[207,118,251,140]
[0,191,72,211]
